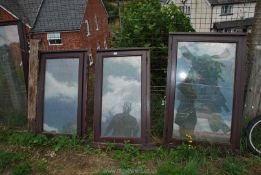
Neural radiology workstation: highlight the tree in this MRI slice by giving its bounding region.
[244,1,261,119]
[111,0,194,48]
[111,0,194,137]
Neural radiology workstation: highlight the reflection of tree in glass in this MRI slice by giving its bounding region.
[105,102,139,137]
[179,46,230,134]
[175,78,197,138]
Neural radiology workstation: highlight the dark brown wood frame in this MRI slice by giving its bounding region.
[37,50,89,136]
[93,48,150,147]
[0,20,29,90]
[164,33,247,150]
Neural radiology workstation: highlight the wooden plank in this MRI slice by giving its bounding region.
[27,39,40,132]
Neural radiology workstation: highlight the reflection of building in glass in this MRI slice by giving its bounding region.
[105,102,139,137]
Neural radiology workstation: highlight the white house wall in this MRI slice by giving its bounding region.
[212,2,256,23]
[168,0,256,32]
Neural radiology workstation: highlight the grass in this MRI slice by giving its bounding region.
[0,129,260,174]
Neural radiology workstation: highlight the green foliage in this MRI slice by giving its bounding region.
[50,135,81,151]
[156,160,199,175]
[103,0,119,22]
[32,158,48,174]
[7,132,48,146]
[111,0,194,48]
[0,110,27,128]
[0,150,27,173]
[11,162,32,175]
[221,157,247,175]
[113,141,141,169]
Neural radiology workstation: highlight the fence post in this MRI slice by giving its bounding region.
[244,1,261,119]
[28,39,40,132]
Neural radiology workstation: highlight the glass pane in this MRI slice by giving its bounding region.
[101,56,141,138]
[43,59,79,134]
[0,25,27,127]
[173,42,236,143]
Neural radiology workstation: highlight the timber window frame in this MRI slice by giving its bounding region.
[37,51,88,136]
[93,48,150,147]
[164,33,247,150]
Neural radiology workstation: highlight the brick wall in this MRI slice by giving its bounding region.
[31,0,110,60]
[0,7,16,21]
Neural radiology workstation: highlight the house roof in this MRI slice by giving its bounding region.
[32,0,87,33]
[213,17,254,29]
[208,0,256,5]
[0,0,43,26]
[1,0,92,33]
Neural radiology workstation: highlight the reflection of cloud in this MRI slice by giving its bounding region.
[45,72,78,101]
[44,123,59,133]
[178,42,236,60]
[107,56,141,73]
[102,75,141,122]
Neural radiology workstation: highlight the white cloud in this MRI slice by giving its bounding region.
[106,56,141,73]
[43,123,59,133]
[178,42,236,60]
[44,72,78,102]
[102,75,141,123]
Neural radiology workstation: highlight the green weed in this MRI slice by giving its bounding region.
[11,162,32,175]
[0,150,27,173]
[221,156,247,175]
[32,158,48,174]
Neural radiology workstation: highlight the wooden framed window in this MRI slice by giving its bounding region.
[164,33,247,150]
[93,49,150,146]
[37,51,88,136]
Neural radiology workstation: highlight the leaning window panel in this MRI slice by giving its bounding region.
[164,33,247,150]
[94,49,150,146]
[173,42,236,143]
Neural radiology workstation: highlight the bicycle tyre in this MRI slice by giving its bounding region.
[246,115,261,155]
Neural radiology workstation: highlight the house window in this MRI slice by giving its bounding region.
[85,20,90,36]
[165,33,247,149]
[97,42,100,50]
[221,5,232,15]
[95,15,99,31]
[180,5,190,15]
[47,33,62,45]
[93,49,150,145]
[104,37,107,49]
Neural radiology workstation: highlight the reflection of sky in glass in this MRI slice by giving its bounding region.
[0,25,19,47]
[173,42,236,143]
[43,59,79,134]
[101,56,141,138]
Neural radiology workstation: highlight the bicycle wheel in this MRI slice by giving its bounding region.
[246,116,261,155]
